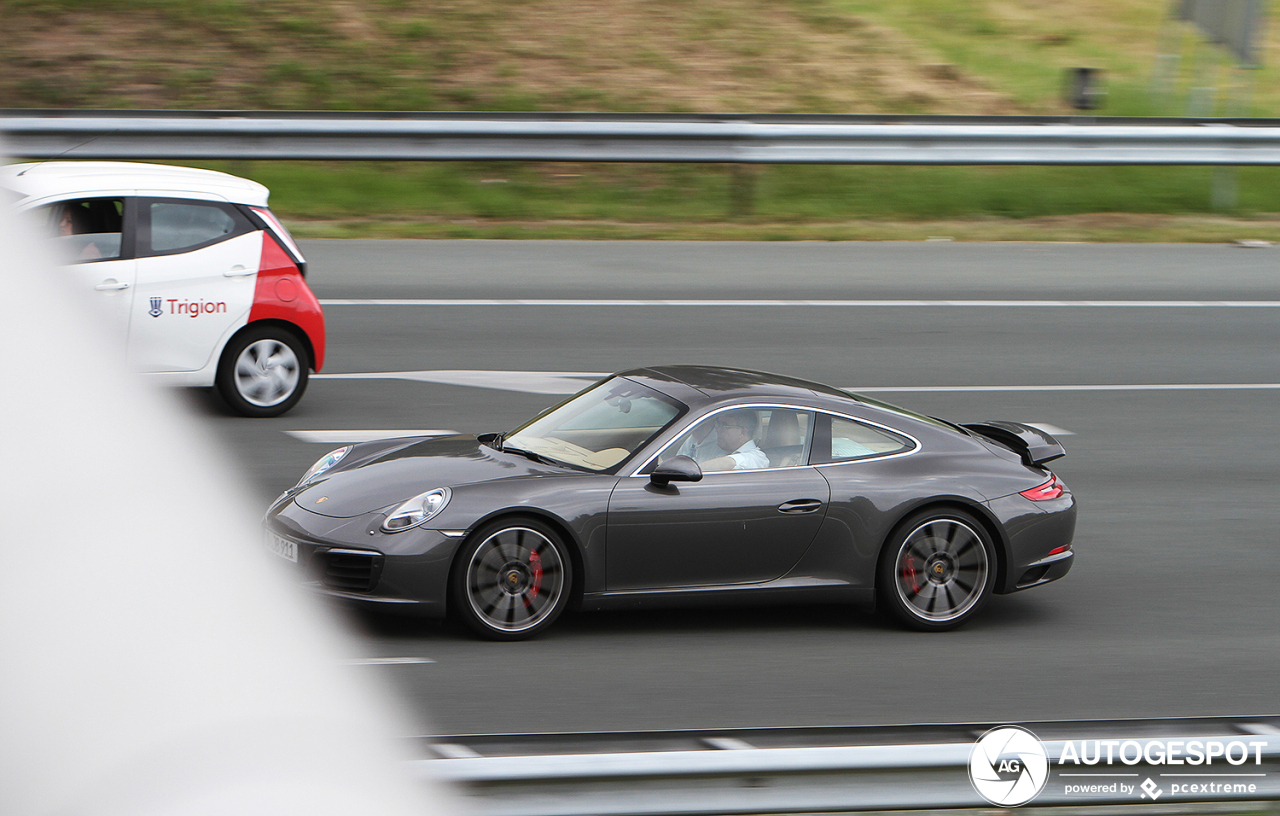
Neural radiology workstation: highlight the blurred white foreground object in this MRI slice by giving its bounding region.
[0,148,451,816]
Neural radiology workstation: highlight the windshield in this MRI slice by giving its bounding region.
[506,377,685,472]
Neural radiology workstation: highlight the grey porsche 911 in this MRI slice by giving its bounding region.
[264,366,1075,639]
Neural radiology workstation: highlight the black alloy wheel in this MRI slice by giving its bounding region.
[450,517,572,641]
[877,508,996,631]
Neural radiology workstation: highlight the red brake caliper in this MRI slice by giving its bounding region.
[903,556,920,595]
[524,550,543,607]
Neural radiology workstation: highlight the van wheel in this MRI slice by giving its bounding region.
[216,326,308,417]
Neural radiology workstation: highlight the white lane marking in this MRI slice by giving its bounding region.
[319,298,1280,308]
[315,369,607,394]
[286,430,456,444]
[846,383,1280,392]
[308,369,1280,396]
[341,657,436,665]
[1025,423,1075,436]
[952,423,1076,438]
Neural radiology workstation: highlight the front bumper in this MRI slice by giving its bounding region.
[264,498,461,618]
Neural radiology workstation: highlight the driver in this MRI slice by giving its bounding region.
[54,202,102,260]
[698,410,768,472]
[676,419,725,462]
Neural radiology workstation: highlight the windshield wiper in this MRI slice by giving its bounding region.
[503,445,561,467]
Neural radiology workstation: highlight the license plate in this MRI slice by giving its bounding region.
[267,533,298,563]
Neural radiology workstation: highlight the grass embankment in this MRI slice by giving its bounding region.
[7,0,1280,240]
[209,161,1280,242]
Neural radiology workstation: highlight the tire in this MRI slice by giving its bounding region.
[877,508,996,632]
[216,325,309,418]
[450,518,572,641]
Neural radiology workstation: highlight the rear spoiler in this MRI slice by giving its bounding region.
[962,421,1066,467]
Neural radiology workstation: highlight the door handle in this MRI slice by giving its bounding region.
[223,266,255,277]
[94,280,130,291]
[777,499,823,514]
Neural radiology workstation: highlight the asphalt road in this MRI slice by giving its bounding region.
[197,240,1280,736]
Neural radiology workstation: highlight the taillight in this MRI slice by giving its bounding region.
[250,206,306,270]
[1020,473,1065,501]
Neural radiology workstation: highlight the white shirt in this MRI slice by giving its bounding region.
[726,439,769,470]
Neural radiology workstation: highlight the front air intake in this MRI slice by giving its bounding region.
[316,549,384,593]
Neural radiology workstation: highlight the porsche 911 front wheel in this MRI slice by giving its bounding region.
[878,509,996,631]
[451,519,572,640]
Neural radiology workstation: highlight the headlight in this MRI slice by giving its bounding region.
[382,487,452,532]
[297,445,351,487]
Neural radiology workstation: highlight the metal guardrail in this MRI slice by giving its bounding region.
[415,717,1280,816]
[7,111,1280,164]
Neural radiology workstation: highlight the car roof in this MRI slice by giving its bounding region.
[622,365,969,443]
[622,365,851,403]
[1,161,270,206]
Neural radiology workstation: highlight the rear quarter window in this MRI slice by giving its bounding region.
[812,414,913,464]
[142,198,252,256]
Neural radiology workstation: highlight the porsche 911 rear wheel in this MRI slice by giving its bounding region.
[451,519,571,640]
[878,509,995,631]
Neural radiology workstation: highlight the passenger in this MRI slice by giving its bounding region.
[699,410,769,472]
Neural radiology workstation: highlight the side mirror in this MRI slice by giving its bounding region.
[650,455,702,486]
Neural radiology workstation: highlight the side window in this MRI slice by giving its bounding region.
[812,414,912,464]
[144,199,249,256]
[39,198,125,263]
[650,408,812,473]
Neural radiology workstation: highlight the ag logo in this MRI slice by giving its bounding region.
[969,725,1049,807]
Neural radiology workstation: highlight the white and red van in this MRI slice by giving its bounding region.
[3,161,324,416]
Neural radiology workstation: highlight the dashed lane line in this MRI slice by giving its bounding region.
[285,430,456,444]
[294,425,1073,443]
[1024,423,1074,436]
[310,369,1280,396]
[313,369,606,394]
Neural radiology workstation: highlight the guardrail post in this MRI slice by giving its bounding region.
[1064,68,1104,111]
